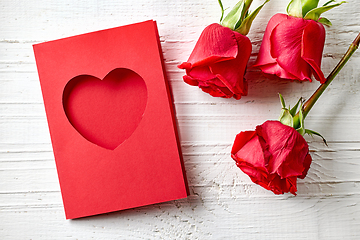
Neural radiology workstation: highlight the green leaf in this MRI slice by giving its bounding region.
[287,0,303,17]
[305,129,328,146]
[318,17,332,26]
[304,1,346,21]
[221,1,245,30]
[218,0,225,22]
[235,0,270,35]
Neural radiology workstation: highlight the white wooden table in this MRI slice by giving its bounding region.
[1,0,360,239]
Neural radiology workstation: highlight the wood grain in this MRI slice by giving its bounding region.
[1,0,360,239]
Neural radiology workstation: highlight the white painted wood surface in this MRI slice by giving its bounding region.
[1,0,360,239]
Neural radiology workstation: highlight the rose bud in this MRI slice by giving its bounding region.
[253,0,345,83]
[231,120,312,195]
[178,0,269,99]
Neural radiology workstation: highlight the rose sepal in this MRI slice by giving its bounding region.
[286,0,318,18]
[218,0,225,22]
[305,129,328,146]
[220,0,248,30]
[278,94,327,145]
[304,1,346,22]
[278,93,301,127]
[318,17,332,27]
[219,0,270,35]
[235,0,270,35]
[286,0,346,23]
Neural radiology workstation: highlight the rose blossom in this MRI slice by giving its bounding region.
[253,13,326,83]
[178,23,252,99]
[231,120,312,195]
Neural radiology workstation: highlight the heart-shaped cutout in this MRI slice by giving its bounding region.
[63,68,147,150]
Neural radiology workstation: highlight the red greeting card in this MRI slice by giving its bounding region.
[33,20,189,219]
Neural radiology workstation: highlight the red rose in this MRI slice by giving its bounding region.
[253,13,326,83]
[178,23,252,100]
[231,120,312,195]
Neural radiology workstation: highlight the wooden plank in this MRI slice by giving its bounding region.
[1,0,360,239]
[0,192,359,239]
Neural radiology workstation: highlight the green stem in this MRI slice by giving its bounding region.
[293,32,360,129]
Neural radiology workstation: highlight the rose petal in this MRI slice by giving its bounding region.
[285,176,298,195]
[231,130,257,154]
[301,20,326,83]
[183,75,200,86]
[270,17,313,81]
[178,62,191,70]
[253,13,289,67]
[233,134,273,191]
[209,32,251,97]
[233,135,268,170]
[298,153,312,179]
[267,175,297,195]
[211,61,248,97]
[200,82,232,98]
[186,66,218,82]
[247,170,273,191]
[186,23,239,68]
[257,121,309,178]
[258,62,298,80]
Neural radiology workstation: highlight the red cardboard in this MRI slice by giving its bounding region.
[33,20,189,219]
